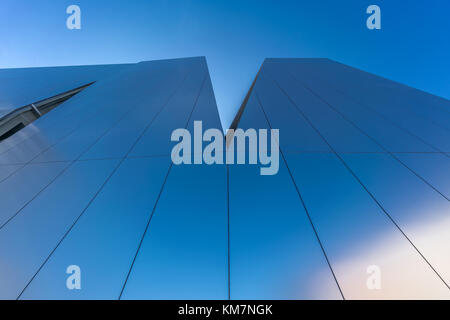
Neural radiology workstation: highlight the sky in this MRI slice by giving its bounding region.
[0,0,449,129]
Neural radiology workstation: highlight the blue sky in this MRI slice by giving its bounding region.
[0,0,449,129]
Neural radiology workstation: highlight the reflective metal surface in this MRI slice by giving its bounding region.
[0,57,449,299]
[0,159,119,299]
[229,58,450,299]
[21,157,171,300]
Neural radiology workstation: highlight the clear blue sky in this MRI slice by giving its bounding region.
[0,0,449,129]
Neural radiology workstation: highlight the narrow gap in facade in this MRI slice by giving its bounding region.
[226,62,264,146]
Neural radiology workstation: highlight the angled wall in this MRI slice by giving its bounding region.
[229,58,450,299]
[0,57,449,300]
[0,57,228,300]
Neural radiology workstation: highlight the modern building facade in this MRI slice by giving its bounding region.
[0,57,449,299]
[231,58,450,299]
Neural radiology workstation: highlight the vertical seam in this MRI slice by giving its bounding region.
[17,69,195,300]
[254,91,345,300]
[118,73,208,299]
[266,70,450,291]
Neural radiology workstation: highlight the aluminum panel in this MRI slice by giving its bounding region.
[0,159,119,299]
[394,153,450,200]
[228,162,342,299]
[260,63,384,153]
[0,162,68,227]
[342,153,450,286]
[285,153,450,299]
[129,62,207,157]
[20,157,171,300]
[81,61,200,160]
[273,61,437,153]
[121,163,228,300]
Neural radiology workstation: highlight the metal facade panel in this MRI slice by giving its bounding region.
[121,163,228,300]
[288,59,450,151]
[0,164,24,181]
[342,153,450,286]
[227,58,450,299]
[0,159,119,299]
[0,57,223,300]
[0,64,130,111]
[228,79,341,299]
[129,62,208,157]
[260,63,384,153]
[0,57,448,299]
[285,153,450,299]
[0,162,68,226]
[267,61,438,153]
[229,162,343,299]
[20,157,171,300]
[122,70,228,299]
[395,153,450,198]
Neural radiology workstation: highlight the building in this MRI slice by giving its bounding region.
[0,57,449,299]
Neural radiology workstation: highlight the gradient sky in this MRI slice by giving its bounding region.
[0,0,449,129]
